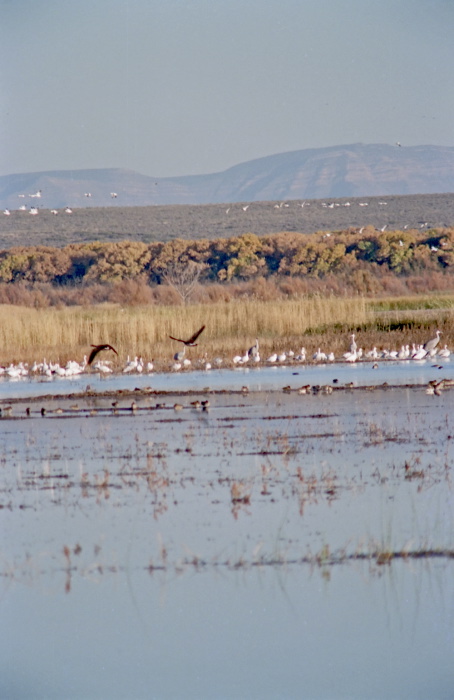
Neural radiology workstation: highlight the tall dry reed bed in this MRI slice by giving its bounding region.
[0,297,368,366]
[0,295,452,366]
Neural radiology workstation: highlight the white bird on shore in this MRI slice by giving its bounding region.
[366,347,379,360]
[344,349,358,363]
[93,361,112,373]
[412,345,427,360]
[123,356,139,373]
[313,349,327,362]
[295,348,306,362]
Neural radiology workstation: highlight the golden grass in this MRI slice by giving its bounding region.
[0,294,451,367]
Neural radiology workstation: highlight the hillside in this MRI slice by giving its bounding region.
[1,143,453,210]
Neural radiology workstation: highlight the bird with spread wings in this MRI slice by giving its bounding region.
[169,325,206,346]
[88,344,118,365]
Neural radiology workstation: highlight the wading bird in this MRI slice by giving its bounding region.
[423,330,441,354]
[87,344,118,366]
[248,338,259,359]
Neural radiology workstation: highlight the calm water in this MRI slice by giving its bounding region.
[1,371,453,699]
[0,354,452,398]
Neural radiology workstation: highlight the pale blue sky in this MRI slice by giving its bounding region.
[1,0,453,178]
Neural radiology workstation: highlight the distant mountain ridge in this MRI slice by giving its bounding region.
[1,143,453,209]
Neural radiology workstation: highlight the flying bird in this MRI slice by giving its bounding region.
[169,325,205,346]
[87,344,118,365]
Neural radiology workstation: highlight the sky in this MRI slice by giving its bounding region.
[1,0,454,178]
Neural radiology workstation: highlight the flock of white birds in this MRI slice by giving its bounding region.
[0,330,450,382]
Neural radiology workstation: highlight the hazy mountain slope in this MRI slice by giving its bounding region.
[1,143,453,210]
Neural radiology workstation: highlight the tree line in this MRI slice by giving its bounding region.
[0,226,452,289]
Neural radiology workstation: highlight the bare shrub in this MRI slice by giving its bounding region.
[161,261,207,304]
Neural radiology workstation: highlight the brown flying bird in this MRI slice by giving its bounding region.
[88,344,118,366]
[169,325,205,347]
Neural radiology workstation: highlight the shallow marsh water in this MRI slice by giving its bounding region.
[1,364,453,699]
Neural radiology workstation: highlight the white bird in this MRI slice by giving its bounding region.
[123,356,139,373]
[65,207,73,214]
[438,345,450,359]
[110,192,118,198]
[30,207,39,215]
[93,361,112,373]
[366,347,379,360]
[51,209,58,215]
[313,349,327,362]
[3,209,11,216]
[412,345,427,360]
[344,349,358,363]
[295,347,306,362]
[29,190,42,198]
[266,353,278,363]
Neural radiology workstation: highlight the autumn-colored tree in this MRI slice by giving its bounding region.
[83,242,151,283]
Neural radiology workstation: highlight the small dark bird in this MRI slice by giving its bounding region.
[88,344,118,365]
[169,325,205,347]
